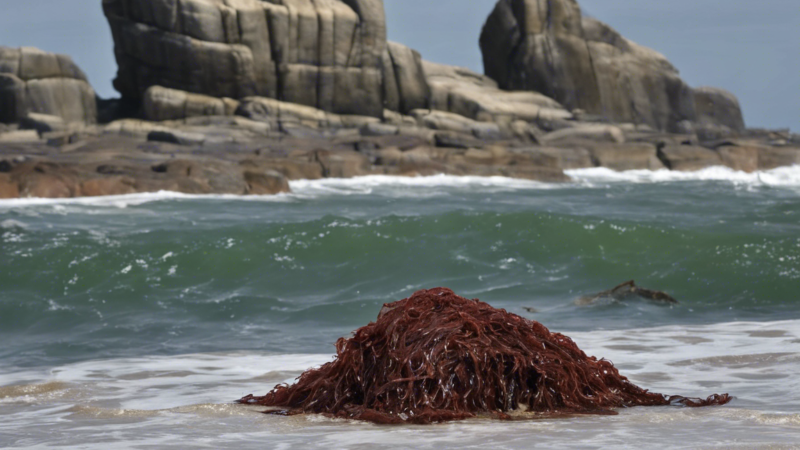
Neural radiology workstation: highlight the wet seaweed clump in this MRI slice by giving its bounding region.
[239,288,731,424]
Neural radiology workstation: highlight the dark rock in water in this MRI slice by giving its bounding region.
[576,280,679,306]
[239,287,729,424]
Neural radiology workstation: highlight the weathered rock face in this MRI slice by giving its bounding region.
[143,85,240,121]
[693,87,745,132]
[692,86,746,140]
[423,60,571,127]
[657,145,723,171]
[479,0,742,134]
[0,46,97,124]
[383,42,430,114]
[103,0,427,118]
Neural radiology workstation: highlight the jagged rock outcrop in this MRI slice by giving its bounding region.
[102,0,430,118]
[0,46,97,125]
[479,0,744,134]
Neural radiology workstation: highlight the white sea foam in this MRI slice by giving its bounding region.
[0,219,28,229]
[289,174,553,193]
[289,168,800,194]
[0,175,555,208]
[1,166,799,209]
[566,165,800,187]
[0,319,795,408]
[2,320,799,449]
[43,353,332,410]
[0,190,293,209]
[567,319,800,405]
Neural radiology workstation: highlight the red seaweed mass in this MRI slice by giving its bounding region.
[239,288,731,424]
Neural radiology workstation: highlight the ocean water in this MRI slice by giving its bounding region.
[2,167,800,449]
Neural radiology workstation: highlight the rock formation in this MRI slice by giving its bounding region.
[1,0,798,200]
[102,0,750,138]
[0,46,97,125]
[479,0,744,134]
[423,60,571,126]
[102,0,429,118]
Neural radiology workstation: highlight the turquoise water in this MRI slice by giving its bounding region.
[2,168,800,448]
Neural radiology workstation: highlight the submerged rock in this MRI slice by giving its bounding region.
[575,280,679,306]
[240,287,728,424]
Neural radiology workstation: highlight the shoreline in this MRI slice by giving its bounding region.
[2,117,798,200]
[2,0,797,202]
[2,165,799,207]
